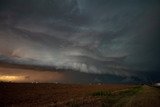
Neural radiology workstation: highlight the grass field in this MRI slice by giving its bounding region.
[1,83,160,107]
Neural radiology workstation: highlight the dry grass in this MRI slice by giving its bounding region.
[0,83,134,106]
[0,83,159,107]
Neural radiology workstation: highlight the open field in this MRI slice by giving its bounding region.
[1,83,160,107]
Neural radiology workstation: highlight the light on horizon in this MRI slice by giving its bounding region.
[0,75,25,82]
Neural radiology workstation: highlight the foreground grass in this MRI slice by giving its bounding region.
[1,83,159,107]
[0,83,134,107]
[65,86,142,107]
[101,86,142,107]
[91,86,142,107]
[50,85,160,107]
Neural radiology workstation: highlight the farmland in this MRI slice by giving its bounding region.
[1,83,160,107]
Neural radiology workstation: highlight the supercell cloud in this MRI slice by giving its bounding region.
[0,0,160,83]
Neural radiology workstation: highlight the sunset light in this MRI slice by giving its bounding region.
[0,75,25,82]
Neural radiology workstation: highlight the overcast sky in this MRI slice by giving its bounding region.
[0,0,160,83]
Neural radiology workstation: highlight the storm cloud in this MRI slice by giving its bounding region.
[0,0,160,83]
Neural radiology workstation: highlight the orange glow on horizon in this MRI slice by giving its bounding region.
[0,67,66,83]
[0,75,25,82]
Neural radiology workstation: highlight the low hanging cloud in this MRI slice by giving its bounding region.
[0,26,136,77]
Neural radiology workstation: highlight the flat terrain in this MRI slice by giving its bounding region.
[0,83,160,107]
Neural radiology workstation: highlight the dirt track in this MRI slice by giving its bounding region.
[125,85,160,107]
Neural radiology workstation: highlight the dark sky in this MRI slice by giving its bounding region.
[0,0,160,83]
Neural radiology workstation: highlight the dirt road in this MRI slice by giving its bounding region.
[124,85,160,107]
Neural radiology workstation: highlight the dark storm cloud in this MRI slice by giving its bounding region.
[0,0,160,82]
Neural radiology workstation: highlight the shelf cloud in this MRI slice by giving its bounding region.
[0,0,160,83]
